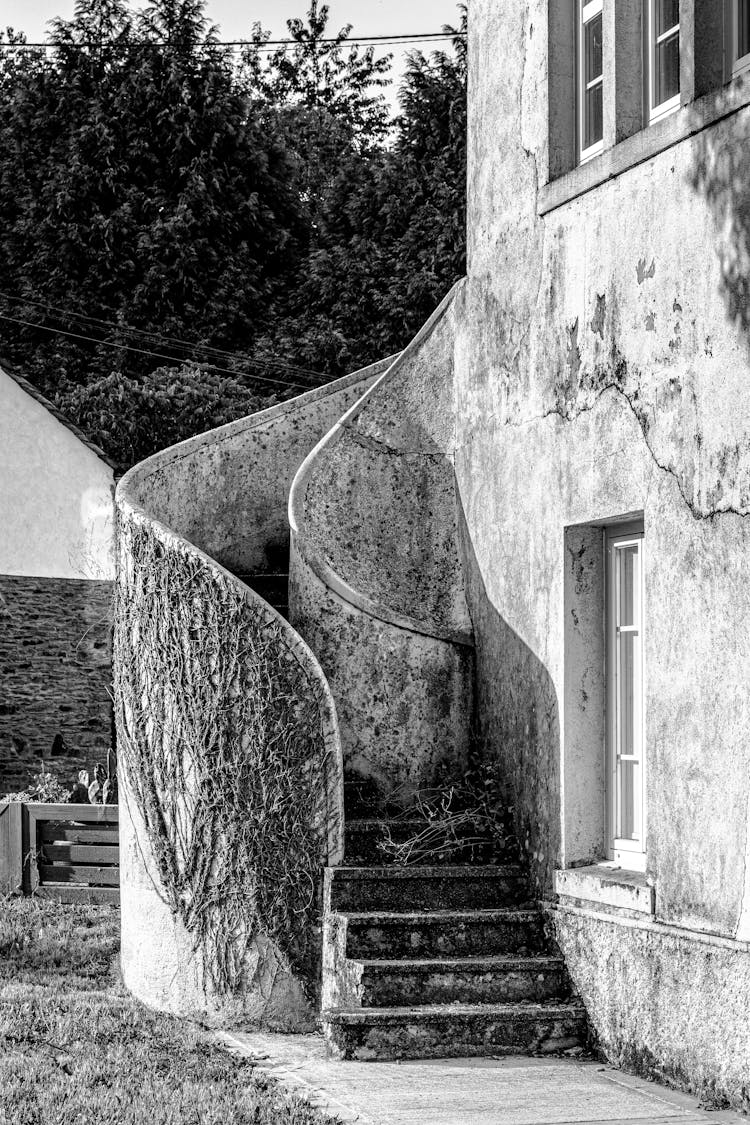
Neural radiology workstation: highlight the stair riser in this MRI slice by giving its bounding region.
[358,965,571,1007]
[345,916,548,959]
[344,831,518,867]
[324,1011,587,1062]
[330,875,529,912]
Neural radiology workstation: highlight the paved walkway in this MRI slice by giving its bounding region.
[218,1032,747,1125]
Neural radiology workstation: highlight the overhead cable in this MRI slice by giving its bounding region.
[0,311,315,391]
[0,290,326,380]
[0,31,465,51]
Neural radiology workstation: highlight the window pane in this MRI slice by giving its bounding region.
[653,31,680,106]
[585,13,603,83]
[618,632,636,758]
[654,0,679,37]
[617,545,638,627]
[740,0,750,58]
[584,83,603,149]
[618,761,639,840]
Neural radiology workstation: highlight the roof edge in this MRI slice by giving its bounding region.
[0,354,120,474]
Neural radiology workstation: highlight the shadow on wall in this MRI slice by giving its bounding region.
[458,502,562,898]
[689,104,750,348]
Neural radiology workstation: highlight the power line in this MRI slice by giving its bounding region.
[0,310,318,391]
[0,290,327,380]
[0,31,464,51]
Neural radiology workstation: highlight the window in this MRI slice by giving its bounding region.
[648,0,681,121]
[606,524,646,871]
[579,0,604,162]
[733,0,750,75]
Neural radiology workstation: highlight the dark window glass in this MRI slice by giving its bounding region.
[584,84,603,149]
[653,29,680,106]
[740,0,750,59]
[585,13,603,85]
[654,0,680,38]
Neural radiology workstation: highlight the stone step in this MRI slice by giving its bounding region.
[327,865,530,912]
[344,777,389,818]
[342,908,548,959]
[322,1000,588,1061]
[344,818,518,866]
[235,572,289,604]
[353,955,571,1007]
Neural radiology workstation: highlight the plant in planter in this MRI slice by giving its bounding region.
[2,770,71,804]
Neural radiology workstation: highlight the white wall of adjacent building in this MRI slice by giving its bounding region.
[0,365,115,580]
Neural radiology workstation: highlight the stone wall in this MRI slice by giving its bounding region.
[0,575,113,794]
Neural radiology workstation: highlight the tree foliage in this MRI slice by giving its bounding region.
[0,1,466,466]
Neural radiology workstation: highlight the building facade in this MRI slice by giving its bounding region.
[455,0,750,1102]
[0,361,116,792]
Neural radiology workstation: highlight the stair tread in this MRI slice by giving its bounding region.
[330,864,524,878]
[352,955,564,970]
[341,907,543,921]
[346,818,428,829]
[324,1000,586,1020]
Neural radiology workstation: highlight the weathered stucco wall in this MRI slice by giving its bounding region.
[553,906,750,1112]
[462,0,750,926]
[0,365,115,581]
[290,293,475,804]
[458,0,750,1104]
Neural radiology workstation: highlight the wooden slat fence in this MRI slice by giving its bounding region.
[0,802,119,904]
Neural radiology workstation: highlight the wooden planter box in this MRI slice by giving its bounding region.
[0,802,119,904]
[0,802,23,895]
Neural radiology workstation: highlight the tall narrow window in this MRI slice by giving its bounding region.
[606,524,646,870]
[579,0,604,162]
[648,0,680,121]
[734,0,750,74]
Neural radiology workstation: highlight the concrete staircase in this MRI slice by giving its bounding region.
[321,790,588,1061]
[237,571,289,619]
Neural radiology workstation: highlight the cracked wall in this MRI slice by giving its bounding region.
[456,0,750,1102]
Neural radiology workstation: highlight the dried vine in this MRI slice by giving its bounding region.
[114,514,335,999]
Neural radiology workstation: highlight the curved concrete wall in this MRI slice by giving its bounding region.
[127,358,392,575]
[115,361,388,1029]
[290,290,475,803]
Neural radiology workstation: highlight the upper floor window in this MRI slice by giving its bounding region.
[648,0,681,121]
[733,0,750,74]
[579,0,604,162]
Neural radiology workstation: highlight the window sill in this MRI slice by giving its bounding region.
[539,71,750,216]
[555,863,655,915]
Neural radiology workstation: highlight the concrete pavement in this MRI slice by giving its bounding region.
[218,1031,748,1125]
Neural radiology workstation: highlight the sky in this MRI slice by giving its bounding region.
[4,0,463,100]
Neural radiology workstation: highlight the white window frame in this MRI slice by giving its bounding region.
[605,523,647,872]
[732,0,750,76]
[578,0,604,163]
[647,0,681,123]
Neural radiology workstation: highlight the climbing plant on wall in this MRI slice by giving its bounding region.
[115,517,337,997]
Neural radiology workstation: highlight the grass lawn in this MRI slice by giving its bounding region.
[0,897,335,1125]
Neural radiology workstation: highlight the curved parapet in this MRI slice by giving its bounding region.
[114,359,389,1029]
[289,284,475,807]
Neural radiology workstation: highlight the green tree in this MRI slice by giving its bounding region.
[262,10,467,375]
[242,0,392,141]
[0,0,304,399]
